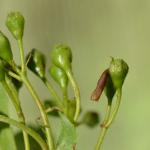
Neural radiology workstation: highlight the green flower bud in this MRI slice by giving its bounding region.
[49,65,68,91]
[26,49,46,79]
[82,111,99,127]
[50,44,72,71]
[109,58,129,89]
[104,74,116,104]
[6,12,24,40]
[0,58,6,81]
[0,31,13,63]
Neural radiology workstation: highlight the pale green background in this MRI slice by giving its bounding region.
[0,0,150,150]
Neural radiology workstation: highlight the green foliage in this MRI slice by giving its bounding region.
[0,31,13,63]
[0,84,17,150]
[15,126,45,150]
[56,113,76,150]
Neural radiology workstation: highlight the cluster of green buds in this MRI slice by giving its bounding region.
[49,44,76,122]
[0,11,130,150]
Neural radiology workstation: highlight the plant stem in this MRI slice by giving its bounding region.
[0,115,48,150]
[2,80,30,150]
[66,69,80,122]
[43,78,63,109]
[105,89,122,128]
[95,103,112,150]
[95,127,107,150]
[18,38,26,73]
[95,89,122,150]
[22,75,55,150]
[101,103,112,127]
[8,71,21,81]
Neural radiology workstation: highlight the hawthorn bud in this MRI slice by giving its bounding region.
[49,65,68,91]
[109,58,129,89]
[6,12,24,40]
[50,44,72,71]
[26,49,46,79]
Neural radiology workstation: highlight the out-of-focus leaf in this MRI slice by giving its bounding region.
[0,84,17,150]
[15,126,45,150]
[56,113,76,150]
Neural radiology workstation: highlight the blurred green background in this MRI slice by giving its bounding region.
[0,0,150,149]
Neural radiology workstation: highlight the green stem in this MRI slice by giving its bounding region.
[66,69,80,122]
[0,115,48,150]
[8,71,21,81]
[43,78,63,109]
[18,38,26,73]
[101,103,112,127]
[95,89,122,150]
[95,127,107,150]
[2,80,30,150]
[46,107,63,114]
[22,75,55,150]
[95,103,112,150]
[105,89,122,128]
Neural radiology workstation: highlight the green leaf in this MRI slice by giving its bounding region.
[15,125,45,150]
[56,113,76,150]
[0,84,17,150]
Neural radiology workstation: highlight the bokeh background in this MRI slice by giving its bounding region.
[0,0,150,149]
